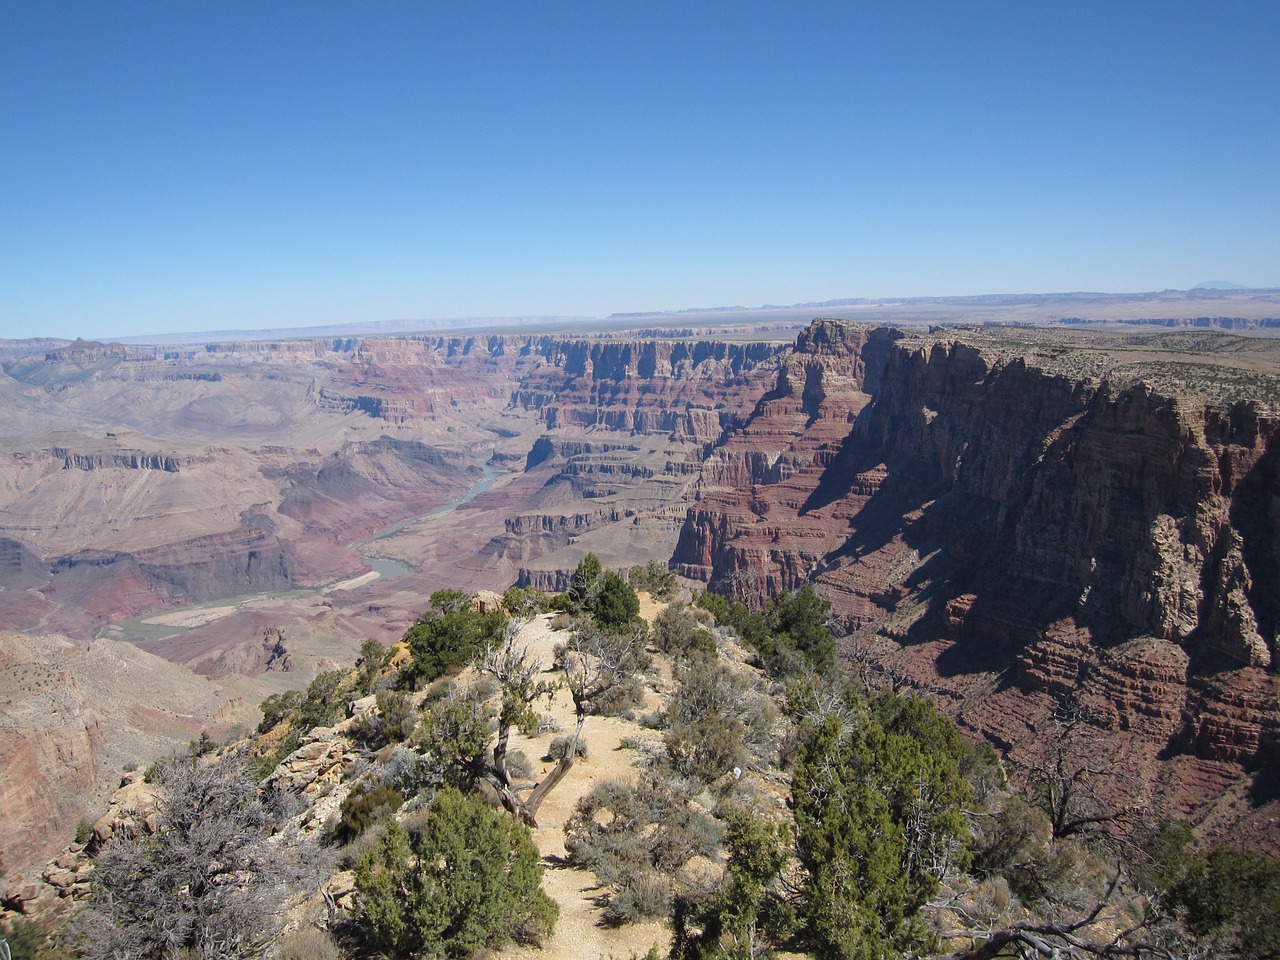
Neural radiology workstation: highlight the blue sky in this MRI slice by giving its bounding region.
[2,1,1277,341]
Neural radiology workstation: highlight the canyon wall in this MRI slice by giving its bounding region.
[6,322,1280,856]
[675,320,1280,844]
[0,632,245,874]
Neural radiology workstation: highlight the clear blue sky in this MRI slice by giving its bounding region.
[2,1,1277,341]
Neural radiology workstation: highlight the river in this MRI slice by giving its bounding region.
[99,460,497,644]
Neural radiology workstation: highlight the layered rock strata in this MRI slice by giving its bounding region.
[675,320,1280,846]
[0,632,242,874]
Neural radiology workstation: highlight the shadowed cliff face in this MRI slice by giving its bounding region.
[674,320,1280,846]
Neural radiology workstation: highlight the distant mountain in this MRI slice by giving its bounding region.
[1193,280,1251,290]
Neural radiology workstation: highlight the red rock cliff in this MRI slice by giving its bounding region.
[674,320,1280,845]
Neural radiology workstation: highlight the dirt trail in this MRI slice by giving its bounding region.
[495,600,671,960]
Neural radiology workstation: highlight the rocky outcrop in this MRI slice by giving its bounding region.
[515,567,574,593]
[675,320,1280,839]
[0,633,238,876]
[680,322,1280,662]
[43,340,154,363]
[53,448,183,472]
[674,322,900,604]
[504,508,625,537]
[510,338,787,440]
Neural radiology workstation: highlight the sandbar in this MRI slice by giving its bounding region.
[325,570,380,593]
[141,605,237,628]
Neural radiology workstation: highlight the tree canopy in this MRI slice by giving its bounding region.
[402,588,507,686]
[792,692,971,959]
[354,787,558,959]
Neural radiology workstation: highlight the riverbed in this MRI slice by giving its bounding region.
[100,460,497,645]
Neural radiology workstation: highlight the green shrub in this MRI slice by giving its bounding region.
[694,586,836,675]
[566,776,721,924]
[628,561,678,600]
[355,639,391,694]
[401,590,507,687]
[351,691,416,749]
[276,926,343,960]
[502,585,551,617]
[594,571,641,630]
[257,690,304,734]
[652,604,716,659]
[332,783,404,846]
[354,787,558,957]
[567,554,604,612]
[666,713,747,783]
[970,795,1051,891]
[297,670,348,731]
[672,808,793,959]
[665,657,770,780]
[545,736,588,761]
[603,874,671,926]
[414,693,492,790]
[762,586,834,675]
[694,591,769,652]
[1174,845,1280,960]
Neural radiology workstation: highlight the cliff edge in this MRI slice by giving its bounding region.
[675,320,1280,846]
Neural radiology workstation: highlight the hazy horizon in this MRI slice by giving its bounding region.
[4,283,1272,347]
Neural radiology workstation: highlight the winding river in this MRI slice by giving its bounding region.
[100,461,497,645]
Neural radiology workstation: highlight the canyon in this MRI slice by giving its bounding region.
[675,322,1280,846]
[3,304,1280,875]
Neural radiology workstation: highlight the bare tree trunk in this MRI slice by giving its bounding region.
[520,714,587,825]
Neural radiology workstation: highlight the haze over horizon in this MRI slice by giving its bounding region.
[3,1,1277,342]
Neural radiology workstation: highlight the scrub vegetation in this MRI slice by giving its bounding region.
[13,554,1277,960]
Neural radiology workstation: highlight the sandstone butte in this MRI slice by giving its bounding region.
[2,315,1280,877]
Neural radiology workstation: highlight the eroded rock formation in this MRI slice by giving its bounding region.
[0,632,244,875]
[5,319,1280,856]
[675,320,1280,846]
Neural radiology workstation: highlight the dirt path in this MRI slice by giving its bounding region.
[494,605,671,960]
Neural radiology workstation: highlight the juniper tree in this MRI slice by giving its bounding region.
[791,692,971,960]
[354,787,557,958]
